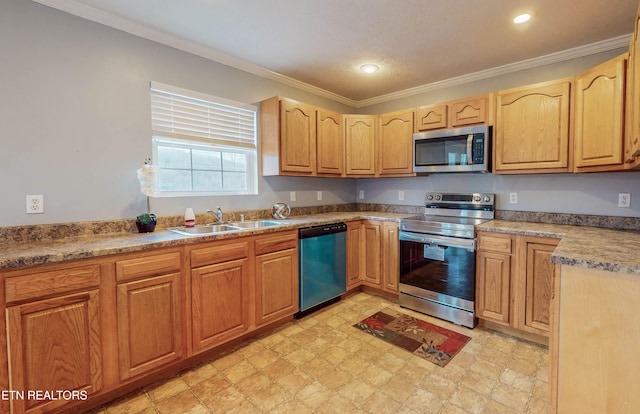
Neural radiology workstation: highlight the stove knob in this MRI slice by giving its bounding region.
[426,194,433,200]
[435,194,441,201]
[483,195,491,203]
[474,195,481,202]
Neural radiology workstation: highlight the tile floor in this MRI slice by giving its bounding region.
[98,292,550,414]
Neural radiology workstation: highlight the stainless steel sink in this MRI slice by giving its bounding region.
[167,224,240,236]
[228,220,282,229]
[167,220,283,236]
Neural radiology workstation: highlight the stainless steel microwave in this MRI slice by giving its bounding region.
[413,125,491,174]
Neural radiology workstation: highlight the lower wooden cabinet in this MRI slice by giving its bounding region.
[362,221,382,287]
[115,251,184,380]
[476,236,513,324]
[476,231,559,338]
[254,231,298,325]
[3,262,103,414]
[346,221,364,289]
[347,220,399,294]
[515,236,558,336]
[189,241,251,353]
[382,222,399,293]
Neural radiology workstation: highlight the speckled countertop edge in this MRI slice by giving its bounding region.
[477,220,640,275]
[0,212,410,270]
[2,212,639,275]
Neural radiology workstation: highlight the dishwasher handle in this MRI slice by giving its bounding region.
[298,222,347,239]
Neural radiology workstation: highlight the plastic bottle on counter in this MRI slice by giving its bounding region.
[185,208,196,228]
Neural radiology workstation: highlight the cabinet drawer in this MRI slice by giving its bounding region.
[190,241,250,268]
[255,231,298,256]
[116,251,181,282]
[477,233,513,254]
[5,263,101,304]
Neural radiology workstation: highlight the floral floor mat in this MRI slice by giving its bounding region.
[353,308,471,367]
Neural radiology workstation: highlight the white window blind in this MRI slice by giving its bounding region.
[150,82,258,196]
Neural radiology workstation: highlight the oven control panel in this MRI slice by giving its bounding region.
[425,192,494,208]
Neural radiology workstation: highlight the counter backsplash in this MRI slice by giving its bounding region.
[1,203,638,244]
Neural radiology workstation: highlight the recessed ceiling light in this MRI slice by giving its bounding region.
[513,13,531,24]
[360,64,379,74]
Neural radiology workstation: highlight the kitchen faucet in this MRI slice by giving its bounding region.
[206,207,223,223]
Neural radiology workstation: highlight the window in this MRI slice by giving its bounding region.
[150,82,258,196]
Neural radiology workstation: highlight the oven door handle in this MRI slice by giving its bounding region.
[399,231,476,251]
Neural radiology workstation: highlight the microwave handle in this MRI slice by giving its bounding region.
[466,134,474,165]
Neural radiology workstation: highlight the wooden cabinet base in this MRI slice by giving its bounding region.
[477,319,549,347]
[33,315,294,414]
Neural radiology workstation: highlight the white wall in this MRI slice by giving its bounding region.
[357,172,640,217]
[1,0,639,228]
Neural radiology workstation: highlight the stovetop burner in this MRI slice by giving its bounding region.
[400,192,495,239]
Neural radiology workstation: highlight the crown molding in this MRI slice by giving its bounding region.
[33,0,630,109]
[355,34,631,108]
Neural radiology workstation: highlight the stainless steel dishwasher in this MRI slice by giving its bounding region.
[298,222,347,315]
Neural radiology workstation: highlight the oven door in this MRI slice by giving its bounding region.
[399,231,476,310]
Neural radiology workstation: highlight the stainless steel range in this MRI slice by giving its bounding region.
[398,192,495,328]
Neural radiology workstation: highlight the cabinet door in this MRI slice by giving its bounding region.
[361,221,382,286]
[255,249,298,325]
[117,273,183,380]
[476,250,511,324]
[316,109,344,176]
[415,104,447,131]
[495,80,571,173]
[346,221,363,289]
[280,98,316,174]
[191,258,251,353]
[574,55,626,170]
[516,238,559,336]
[630,10,640,161]
[382,222,399,293]
[449,96,488,127]
[345,115,376,176]
[378,110,414,175]
[6,290,101,414]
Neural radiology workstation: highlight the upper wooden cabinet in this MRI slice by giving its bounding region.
[574,54,627,172]
[260,97,344,177]
[625,7,640,168]
[378,110,414,176]
[261,97,316,176]
[345,115,377,176]
[494,79,572,173]
[415,94,491,132]
[415,103,448,131]
[316,109,344,176]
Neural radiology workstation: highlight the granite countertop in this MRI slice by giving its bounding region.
[0,212,411,270]
[2,212,639,275]
[478,220,640,275]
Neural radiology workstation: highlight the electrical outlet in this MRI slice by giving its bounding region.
[317,191,322,201]
[26,194,44,214]
[289,191,296,202]
[510,192,518,204]
[359,190,365,200]
[399,191,404,201]
[618,193,631,208]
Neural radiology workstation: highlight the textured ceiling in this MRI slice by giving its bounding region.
[35,0,637,105]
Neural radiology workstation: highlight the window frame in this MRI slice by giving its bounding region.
[150,82,258,197]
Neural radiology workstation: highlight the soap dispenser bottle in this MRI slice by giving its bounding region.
[184,208,196,228]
